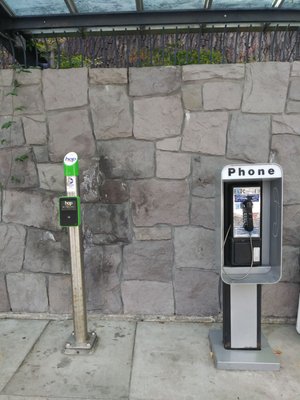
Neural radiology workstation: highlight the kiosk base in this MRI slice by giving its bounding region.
[64,331,98,355]
[209,329,280,371]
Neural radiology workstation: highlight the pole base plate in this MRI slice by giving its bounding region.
[64,331,98,355]
[209,329,280,371]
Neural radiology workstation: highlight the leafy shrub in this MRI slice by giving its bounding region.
[130,45,223,66]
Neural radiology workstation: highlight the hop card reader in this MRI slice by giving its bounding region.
[60,151,97,354]
[59,196,81,227]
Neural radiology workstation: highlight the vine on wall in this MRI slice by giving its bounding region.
[0,66,31,189]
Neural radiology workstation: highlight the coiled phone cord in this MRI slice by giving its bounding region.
[222,224,255,282]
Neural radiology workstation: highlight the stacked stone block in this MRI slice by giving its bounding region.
[0,63,299,318]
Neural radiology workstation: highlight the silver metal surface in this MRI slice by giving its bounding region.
[231,284,257,349]
[64,175,97,353]
[297,293,300,334]
[64,331,98,355]
[209,329,280,371]
[68,225,88,345]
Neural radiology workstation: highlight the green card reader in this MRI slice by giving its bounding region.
[59,196,81,227]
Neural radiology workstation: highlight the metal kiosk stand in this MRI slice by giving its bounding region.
[210,163,283,370]
[59,152,97,354]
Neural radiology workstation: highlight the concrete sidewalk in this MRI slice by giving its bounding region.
[0,318,300,400]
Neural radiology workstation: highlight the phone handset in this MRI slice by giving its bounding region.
[242,195,254,232]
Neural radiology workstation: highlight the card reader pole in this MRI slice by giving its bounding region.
[63,152,97,354]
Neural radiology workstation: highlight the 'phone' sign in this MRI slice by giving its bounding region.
[222,164,282,180]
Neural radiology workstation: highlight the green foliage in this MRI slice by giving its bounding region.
[34,37,222,68]
[15,68,31,73]
[56,47,221,68]
[0,67,31,188]
[11,176,21,184]
[5,89,17,96]
[13,79,21,88]
[34,39,102,68]
[59,54,83,68]
[130,45,223,67]
[56,54,102,68]
[1,121,15,130]
[58,54,92,69]
[15,154,29,162]
[14,106,26,112]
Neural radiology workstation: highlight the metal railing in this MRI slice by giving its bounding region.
[1,26,300,69]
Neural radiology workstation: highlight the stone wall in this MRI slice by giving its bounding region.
[0,63,300,318]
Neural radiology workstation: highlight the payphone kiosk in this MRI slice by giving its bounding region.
[210,164,283,370]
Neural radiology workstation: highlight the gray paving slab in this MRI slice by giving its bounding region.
[0,397,94,400]
[1,319,300,400]
[0,396,48,400]
[2,319,136,400]
[130,321,300,400]
[0,397,91,400]
[0,319,48,392]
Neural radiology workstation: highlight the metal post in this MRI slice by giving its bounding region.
[62,152,97,354]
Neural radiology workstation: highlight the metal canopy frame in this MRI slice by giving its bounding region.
[1,9,300,32]
[0,0,300,67]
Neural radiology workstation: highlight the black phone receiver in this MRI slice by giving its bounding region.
[242,195,254,232]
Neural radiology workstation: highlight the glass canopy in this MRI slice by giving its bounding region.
[143,1,205,10]
[211,1,273,9]
[4,0,70,15]
[1,0,300,16]
[74,0,137,13]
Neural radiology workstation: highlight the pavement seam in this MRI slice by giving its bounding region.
[127,320,138,400]
[0,320,50,396]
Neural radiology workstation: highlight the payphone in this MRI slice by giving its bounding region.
[224,183,262,268]
[210,163,283,370]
